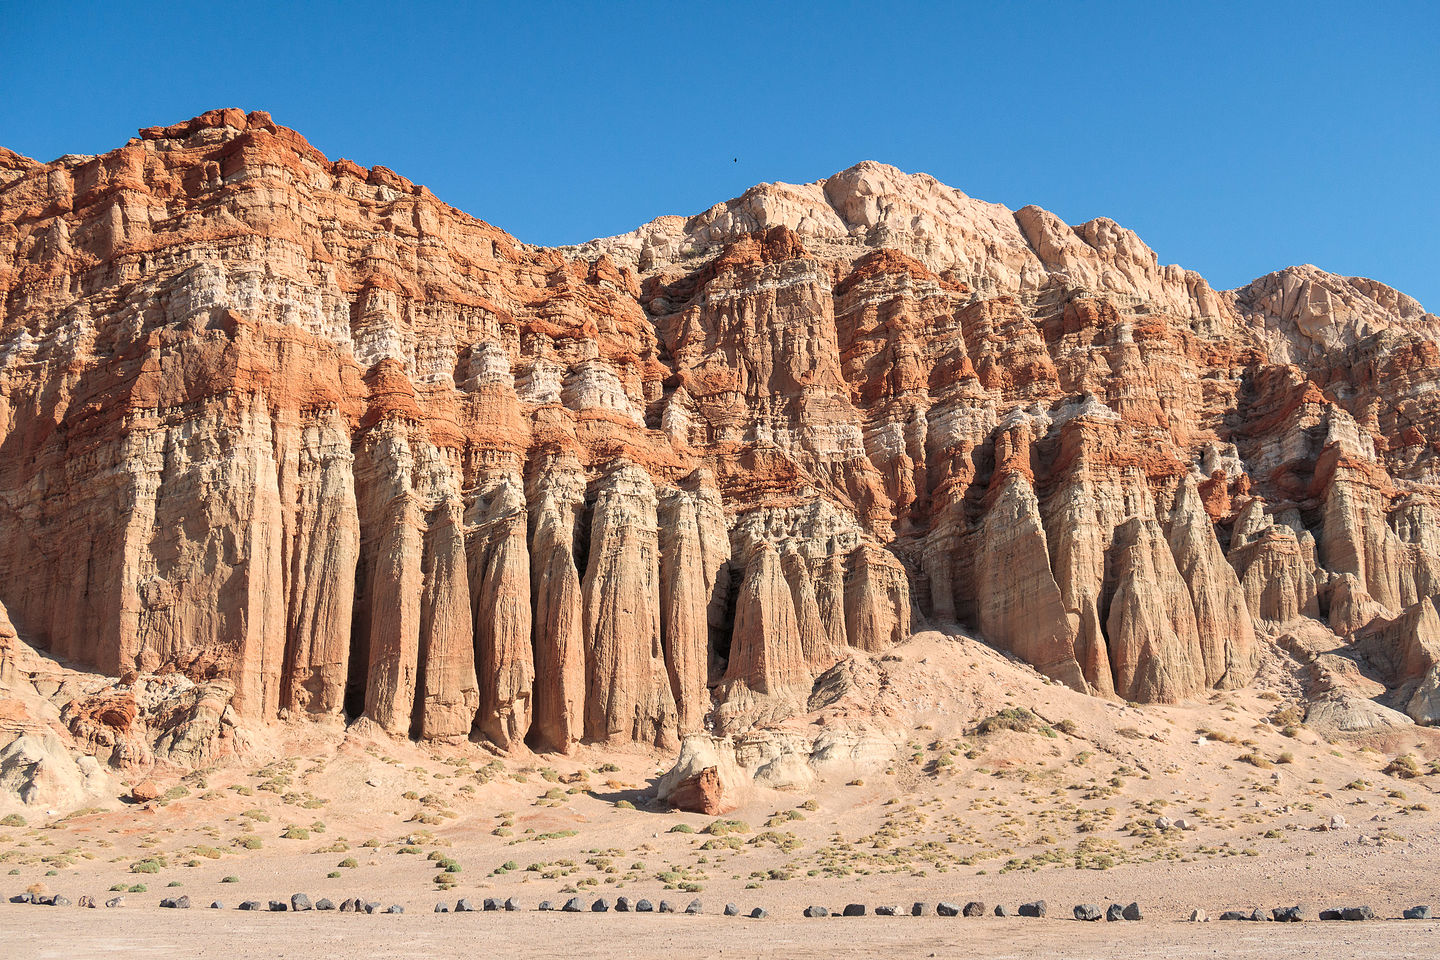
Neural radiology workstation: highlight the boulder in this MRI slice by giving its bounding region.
[963,901,985,918]
[210,901,224,910]
[269,901,288,912]
[685,899,703,915]
[805,906,830,917]
[1018,901,1046,918]
[130,780,163,803]
[615,896,632,912]
[635,899,654,912]
[749,907,767,919]
[1340,906,1374,921]
[1106,904,1125,922]
[385,905,404,914]
[1122,902,1142,921]
[106,897,125,908]
[563,897,583,912]
[592,898,611,913]
[291,893,312,912]
[1318,909,1342,921]
[456,898,476,912]
[664,765,736,816]
[505,898,520,912]
[659,901,676,913]
[1404,905,1432,920]
[993,905,1010,917]
[723,903,739,916]
[843,903,867,917]
[483,897,500,911]
[1272,906,1302,922]
[911,902,933,917]
[239,900,261,911]
[434,903,449,913]
[1074,904,1102,922]
[316,898,335,911]
[537,901,552,912]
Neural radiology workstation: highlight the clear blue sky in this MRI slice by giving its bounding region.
[3,1,1436,308]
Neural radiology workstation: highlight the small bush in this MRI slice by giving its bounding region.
[0,814,26,827]
[221,876,239,883]
[1384,754,1422,779]
[975,708,1041,735]
[130,859,163,874]
[281,827,310,840]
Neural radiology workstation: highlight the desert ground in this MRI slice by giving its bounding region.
[5,631,1440,957]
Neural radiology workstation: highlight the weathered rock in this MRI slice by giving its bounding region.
[615,896,632,912]
[1340,906,1374,921]
[315,898,334,911]
[1122,902,1142,921]
[1074,904,1102,921]
[663,765,734,816]
[635,899,653,912]
[291,893,312,912]
[106,897,125,908]
[749,907,767,919]
[1106,904,1125,922]
[1403,905,1432,920]
[685,899,703,915]
[505,897,520,912]
[1018,901,1046,918]
[936,902,960,917]
[805,905,830,917]
[962,901,985,917]
[2,111,1440,760]
[993,905,1010,917]
[723,902,739,916]
[659,900,676,913]
[1272,906,1303,922]
[843,903,867,917]
[910,902,932,917]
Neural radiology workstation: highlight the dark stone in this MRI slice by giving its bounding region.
[994,905,1010,917]
[1404,906,1432,920]
[78,896,96,909]
[456,898,476,912]
[592,898,610,913]
[51,896,72,907]
[615,896,632,912]
[9,894,32,904]
[843,903,867,917]
[1123,902,1143,921]
[911,902,933,917]
[1221,910,1253,921]
[505,898,520,912]
[385,905,404,914]
[1247,910,1269,922]
[635,899,654,912]
[269,901,288,912]
[723,903,739,916]
[106,897,125,908]
[315,899,335,911]
[750,907,768,919]
[537,901,552,912]
[562,897,583,913]
[1018,901,1046,918]
[337,898,354,913]
[1341,907,1374,921]
[1272,906,1302,922]
[685,899,703,915]
[1106,904,1125,922]
[875,905,898,917]
[435,903,449,913]
[1318,909,1343,921]
[239,900,261,911]
[1074,904,1102,922]
[484,898,500,912]
[363,901,380,914]
[963,902,985,918]
[210,901,224,910]
[160,897,180,909]
[659,900,676,914]
[291,893,312,912]
[805,906,830,918]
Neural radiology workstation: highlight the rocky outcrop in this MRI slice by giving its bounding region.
[581,464,677,748]
[3,109,1440,753]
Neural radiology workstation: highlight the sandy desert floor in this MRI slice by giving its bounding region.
[4,633,1440,958]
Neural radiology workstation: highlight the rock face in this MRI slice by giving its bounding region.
[2,110,1440,749]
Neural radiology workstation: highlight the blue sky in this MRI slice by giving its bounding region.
[3,1,1436,307]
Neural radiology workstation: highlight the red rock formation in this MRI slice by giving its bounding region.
[3,112,1440,747]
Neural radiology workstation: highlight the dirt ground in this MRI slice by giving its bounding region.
[5,632,1440,958]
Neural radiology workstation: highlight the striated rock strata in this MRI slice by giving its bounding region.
[2,109,1440,751]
